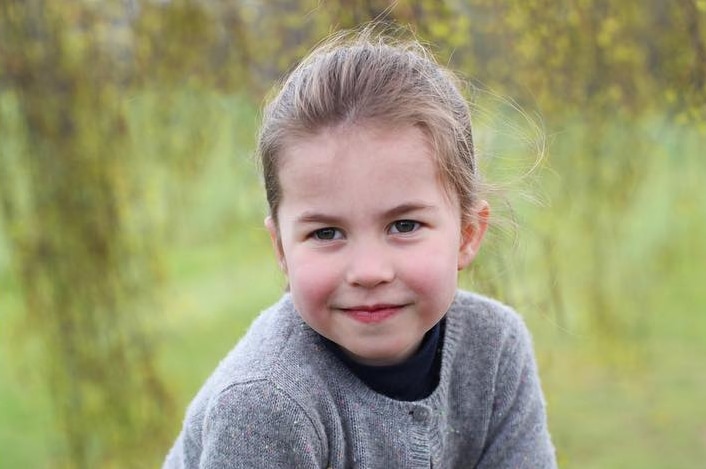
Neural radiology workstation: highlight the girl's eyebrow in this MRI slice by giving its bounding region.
[383,202,436,219]
[295,202,436,225]
[295,212,344,225]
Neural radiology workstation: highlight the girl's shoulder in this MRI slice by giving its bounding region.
[198,294,328,396]
[450,289,528,336]
[165,295,332,466]
[174,295,333,462]
[444,289,536,373]
[442,291,556,468]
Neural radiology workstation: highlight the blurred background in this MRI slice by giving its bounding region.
[0,0,704,468]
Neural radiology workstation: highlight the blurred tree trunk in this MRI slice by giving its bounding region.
[678,0,706,92]
[0,1,173,467]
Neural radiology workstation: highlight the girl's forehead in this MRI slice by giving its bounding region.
[280,122,429,169]
[277,123,462,211]
[285,122,450,177]
[281,121,434,165]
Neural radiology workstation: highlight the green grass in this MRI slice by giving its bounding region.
[1,103,704,467]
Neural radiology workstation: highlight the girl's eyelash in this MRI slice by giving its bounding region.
[389,220,421,234]
[311,227,342,241]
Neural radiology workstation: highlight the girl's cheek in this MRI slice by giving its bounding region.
[288,256,341,307]
[401,249,459,293]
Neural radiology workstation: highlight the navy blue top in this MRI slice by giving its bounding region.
[322,318,445,401]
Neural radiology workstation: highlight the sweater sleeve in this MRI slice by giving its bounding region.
[198,380,327,469]
[476,315,557,469]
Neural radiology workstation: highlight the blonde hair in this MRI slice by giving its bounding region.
[258,27,482,225]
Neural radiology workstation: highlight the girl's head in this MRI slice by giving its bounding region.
[258,28,489,366]
[259,28,482,227]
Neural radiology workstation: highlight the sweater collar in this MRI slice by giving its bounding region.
[320,318,446,401]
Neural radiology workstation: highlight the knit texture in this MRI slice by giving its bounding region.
[164,290,557,468]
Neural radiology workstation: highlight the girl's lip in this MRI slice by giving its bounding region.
[341,304,405,324]
[344,304,402,312]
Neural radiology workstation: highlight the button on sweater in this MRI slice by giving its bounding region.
[164,290,557,468]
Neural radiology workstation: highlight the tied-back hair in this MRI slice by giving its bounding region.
[258,26,482,225]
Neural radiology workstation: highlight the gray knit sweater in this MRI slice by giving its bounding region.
[164,290,557,468]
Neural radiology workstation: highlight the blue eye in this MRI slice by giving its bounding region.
[313,228,342,240]
[389,220,420,234]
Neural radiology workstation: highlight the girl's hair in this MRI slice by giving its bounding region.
[258,27,482,225]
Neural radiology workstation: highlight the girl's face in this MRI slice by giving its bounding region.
[267,123,487,366]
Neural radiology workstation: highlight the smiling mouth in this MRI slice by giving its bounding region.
[340,304,405,324]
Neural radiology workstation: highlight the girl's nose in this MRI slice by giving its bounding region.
[345,242,395,288]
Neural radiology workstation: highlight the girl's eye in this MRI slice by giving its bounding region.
[312,228,342,240]
[389,220,420,234]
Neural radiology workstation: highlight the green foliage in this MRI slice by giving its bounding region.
[0,1,174,467]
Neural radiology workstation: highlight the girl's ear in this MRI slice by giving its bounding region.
[458,201,490,270]
[265,216,287,274]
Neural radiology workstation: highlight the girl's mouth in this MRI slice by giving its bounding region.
[341,304,405,324]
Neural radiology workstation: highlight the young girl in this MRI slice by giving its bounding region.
[164,29,556,468]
